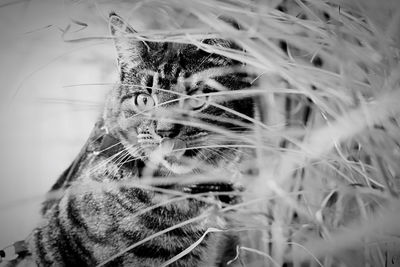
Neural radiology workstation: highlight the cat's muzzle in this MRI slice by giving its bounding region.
[137,133,161,148]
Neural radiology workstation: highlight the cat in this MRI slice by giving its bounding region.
[4,12,256,267]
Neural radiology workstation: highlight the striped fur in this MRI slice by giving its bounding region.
[30,158,231,266]
[21,13,255,267]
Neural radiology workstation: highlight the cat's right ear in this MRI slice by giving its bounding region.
[109,12,146,78]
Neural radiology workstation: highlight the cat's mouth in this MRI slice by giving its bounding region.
[137,133,205,174]
[147,138,196,174]
[136,135,238,204]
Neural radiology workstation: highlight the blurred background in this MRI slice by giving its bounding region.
[0,0,127,248]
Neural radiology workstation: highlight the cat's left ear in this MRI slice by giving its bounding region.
[109,12,146,77]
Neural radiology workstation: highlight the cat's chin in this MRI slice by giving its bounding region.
[160,155,196,174]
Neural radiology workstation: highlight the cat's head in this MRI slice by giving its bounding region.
[104,13,255,175]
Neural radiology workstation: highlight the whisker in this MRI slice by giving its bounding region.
[202,147,237,163]
[95,140,124,154]
[85,146,136,177]
[109,149,134,178]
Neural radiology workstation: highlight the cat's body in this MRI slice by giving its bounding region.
[29,119,243,267]
[6,13,255,267]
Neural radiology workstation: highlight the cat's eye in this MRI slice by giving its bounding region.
[134,93,155,111]
[187,95,208,111]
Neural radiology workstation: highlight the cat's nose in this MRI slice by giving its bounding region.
[157,129,178,139]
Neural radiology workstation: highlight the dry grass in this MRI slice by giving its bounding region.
[1,0,400,266]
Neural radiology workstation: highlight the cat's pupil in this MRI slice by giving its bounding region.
[135,93,154,110]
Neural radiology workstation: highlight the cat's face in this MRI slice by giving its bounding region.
[104,14,254,175]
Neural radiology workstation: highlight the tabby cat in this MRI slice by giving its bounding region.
[6,13,256,267]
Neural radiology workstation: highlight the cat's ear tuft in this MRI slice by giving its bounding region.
[109,12,145,80]
[109,12,136,36]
